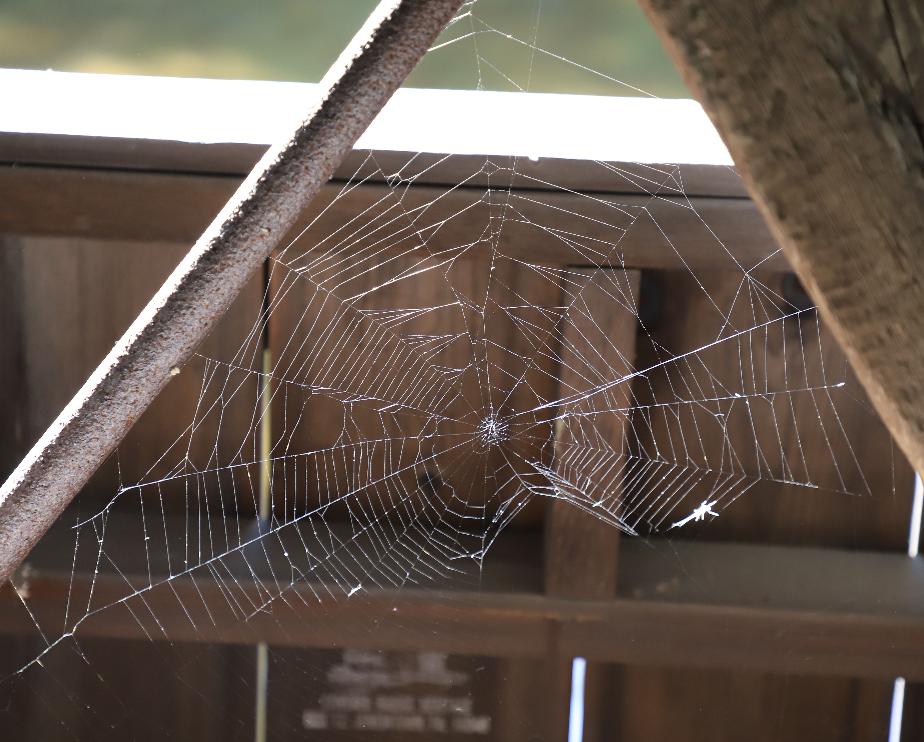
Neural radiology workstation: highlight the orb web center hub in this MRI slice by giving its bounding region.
[476,414,510,446]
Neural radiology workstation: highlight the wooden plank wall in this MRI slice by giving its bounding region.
[0,235,264,511]
[0,141,918,739]
[2,249,911,741]
[595,269,913,742]
[0,235,265,740]
[0,634,254,741]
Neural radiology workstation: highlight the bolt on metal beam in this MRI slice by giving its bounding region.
[0,0,466,583]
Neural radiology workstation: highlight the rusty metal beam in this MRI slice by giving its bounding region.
[0,0,464,583]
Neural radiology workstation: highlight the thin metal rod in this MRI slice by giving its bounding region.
[254,642,270,742]
[0,0,465,583]
[254,261,273,742]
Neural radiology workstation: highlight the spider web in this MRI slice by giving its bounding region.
[1,0,900,734]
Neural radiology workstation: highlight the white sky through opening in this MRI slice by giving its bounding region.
[888,473,923,742]
[568,657,587,742]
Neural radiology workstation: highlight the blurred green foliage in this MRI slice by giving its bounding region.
[0,0,687,97]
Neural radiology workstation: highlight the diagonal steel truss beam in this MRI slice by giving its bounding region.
[0,0,465,583]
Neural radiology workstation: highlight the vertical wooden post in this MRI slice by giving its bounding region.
[544,267,641,741]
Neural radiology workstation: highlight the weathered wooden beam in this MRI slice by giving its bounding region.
[0,0,465,584]
[637,0,924,475]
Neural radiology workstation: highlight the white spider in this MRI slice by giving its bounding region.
[669,499,719,529]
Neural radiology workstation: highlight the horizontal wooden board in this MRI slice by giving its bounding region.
[4,566,924,680]
[0,165,786,271]
[4,519,924,680]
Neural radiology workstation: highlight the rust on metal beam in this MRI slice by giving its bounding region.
[0,0,465,582]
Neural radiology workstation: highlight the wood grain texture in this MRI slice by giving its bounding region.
[3,50,920,736]
[543,268,640,742]
[5,564,924,681]
[0,0,467,587]
[0,238,28,484]
[0,634,253,741]
[0,165,787,272]
[600,667,890,742]
[0,135,749,199]
[611,268,912,741]
[545,268,640,599]
[901,680,924,740]
[10,521,924,675]
[0,237,262,511]
[631,270,915,550]
[267,245,563,529]
[639,0,924,480]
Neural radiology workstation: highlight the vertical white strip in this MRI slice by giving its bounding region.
[568,657,587,742]
[888,473,923,742]
[255,643,269,742]
[254,296,272,742]
[889,677,906,742]
[907,474,923,558]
